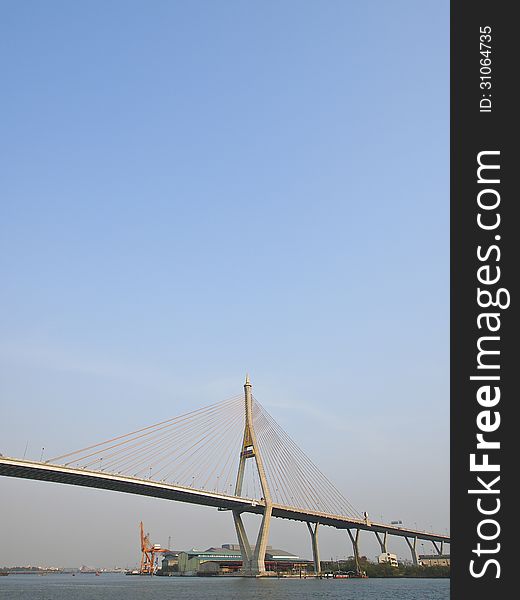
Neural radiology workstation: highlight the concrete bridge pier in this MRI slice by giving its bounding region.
[432,540,444,555]
[233,511,252,572]
[374,531,388,554]
[251,505,272,575]
[232,506,272,576]
[346,528,361,573]
[404,536,419,565]
[306,522,320,576]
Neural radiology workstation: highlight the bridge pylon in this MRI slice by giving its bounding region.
[232,374,272,576]
[307,522,321,576]
[405,535,419,565]
[347,528,362,574]
[375,530,388,554]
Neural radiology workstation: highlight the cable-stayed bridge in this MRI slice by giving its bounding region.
[0,376,449,576]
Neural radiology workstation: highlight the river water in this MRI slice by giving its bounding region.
[0,573,449,599]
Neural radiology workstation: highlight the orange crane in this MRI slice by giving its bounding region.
[139,521,169,575]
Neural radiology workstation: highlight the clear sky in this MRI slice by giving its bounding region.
[0,0,449,567]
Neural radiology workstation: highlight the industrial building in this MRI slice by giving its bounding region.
[419,554,451,567]
[159,550,181,573]
[161,544,312,576]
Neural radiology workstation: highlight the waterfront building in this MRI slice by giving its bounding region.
[377,552,399,567]
[419,554,451,567]
[160,551,181,573]
[163,545,311,576]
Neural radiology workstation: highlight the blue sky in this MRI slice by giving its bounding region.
[0,1,449,566]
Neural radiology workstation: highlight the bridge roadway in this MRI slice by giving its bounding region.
[0,456,450,545]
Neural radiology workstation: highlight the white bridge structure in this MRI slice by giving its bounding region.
[0,376,450,576]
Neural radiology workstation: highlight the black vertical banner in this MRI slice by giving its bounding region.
[451,1,515,598]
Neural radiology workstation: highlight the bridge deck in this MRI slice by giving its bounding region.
[0,456,449,544]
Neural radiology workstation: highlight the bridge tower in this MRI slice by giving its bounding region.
[232,374,273,576]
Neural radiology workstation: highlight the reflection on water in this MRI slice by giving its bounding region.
[0,573,449,600]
